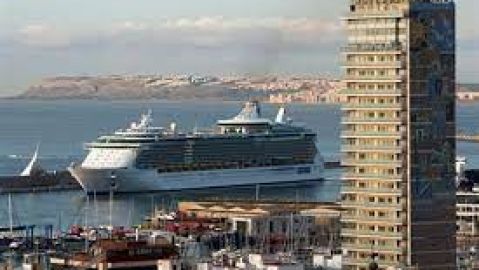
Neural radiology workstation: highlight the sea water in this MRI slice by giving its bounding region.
[0,100,478,228]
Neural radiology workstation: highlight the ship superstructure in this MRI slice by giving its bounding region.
[69,101,323,193]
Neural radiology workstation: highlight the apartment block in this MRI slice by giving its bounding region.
[340,0,456,269]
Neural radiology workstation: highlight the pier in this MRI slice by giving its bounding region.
[457,134,479,143]
[0,171,80,194]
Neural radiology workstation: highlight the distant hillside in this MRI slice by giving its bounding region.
[18,75,471,102]
[15,75,341,102]
[458,83,479,92]
[16,76,267,101]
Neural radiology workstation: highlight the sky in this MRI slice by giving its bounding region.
[0,0,478,96]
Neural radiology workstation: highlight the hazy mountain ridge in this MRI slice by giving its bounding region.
[17,75,474,102]
[17,76,265,101]
[458,83,479,92]
[15,75,340,102]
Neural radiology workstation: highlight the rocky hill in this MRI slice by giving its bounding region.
[16,75,475,103]
[17,75,266,101]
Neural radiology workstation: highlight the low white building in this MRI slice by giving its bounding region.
[197,253,304,270]
[457,191,479,236]
[312,253,342,270]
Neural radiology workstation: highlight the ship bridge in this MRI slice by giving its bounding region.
[217,101,274,134]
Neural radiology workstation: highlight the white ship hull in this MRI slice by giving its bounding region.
[68,164,323,194]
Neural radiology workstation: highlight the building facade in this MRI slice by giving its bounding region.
[340,0,456,269]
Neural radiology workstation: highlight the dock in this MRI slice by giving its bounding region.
[457,134,479,142]
[0,171,80,194]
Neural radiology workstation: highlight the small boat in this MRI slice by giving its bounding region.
[0,146,78,193]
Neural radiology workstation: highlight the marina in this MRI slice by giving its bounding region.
[1,0,479,267]
[457,134,479,143]
[0,198,343,270]
[1,100,479,225]
[0,99,479,268]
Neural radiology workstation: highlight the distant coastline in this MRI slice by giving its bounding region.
[9,74,342,104]
[7,74,479,104]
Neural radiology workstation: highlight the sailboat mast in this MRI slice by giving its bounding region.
[84,194,89,252]
[8,193,13,234]
[109,188,113,228]
[94,190,98,227]
[255,184,260,201]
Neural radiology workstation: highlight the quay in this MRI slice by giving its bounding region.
[0,147,81,194]
[457,134,479,143]
[0,170,80,194]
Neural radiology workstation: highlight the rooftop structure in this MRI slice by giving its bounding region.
[177,201,341,219]
[176,201,342,252]
[50,239,179,270]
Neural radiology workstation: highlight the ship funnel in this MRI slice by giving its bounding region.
[275,106,286,123]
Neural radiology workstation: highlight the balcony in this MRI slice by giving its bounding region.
[342,172,404,181]
[343,74,404,82]
[342,257,400,268]
[341,116,403,124]
[341,213,404,224]
[341,228,404,238]
[344,10,405,20]
[342,103,404,110]
[342,60,403,68]
[339,89,403,96]
[341,43,404,54]
[341,130,403,138]
[341,144,403,152]
[345,22,407,30]
[342,158,403,167]
[341,186,405,195]
[342,243,403,253]
[341,200,404,210]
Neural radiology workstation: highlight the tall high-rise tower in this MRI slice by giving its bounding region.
[340,0,456,269]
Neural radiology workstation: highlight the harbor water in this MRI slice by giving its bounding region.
[0,100,478,229]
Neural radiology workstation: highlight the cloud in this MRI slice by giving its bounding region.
[156,17,340,33]
[100,17,342,56]
[10,17,342,50]
[16,23,71,48]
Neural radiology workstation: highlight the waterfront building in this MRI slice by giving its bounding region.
[176,201,342,251]
[340,0,456,269]
[49,239,179,270]
[457,190,479,237]
[456,190,479,268]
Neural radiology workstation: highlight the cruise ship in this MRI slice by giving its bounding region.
[68,101,323,193]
